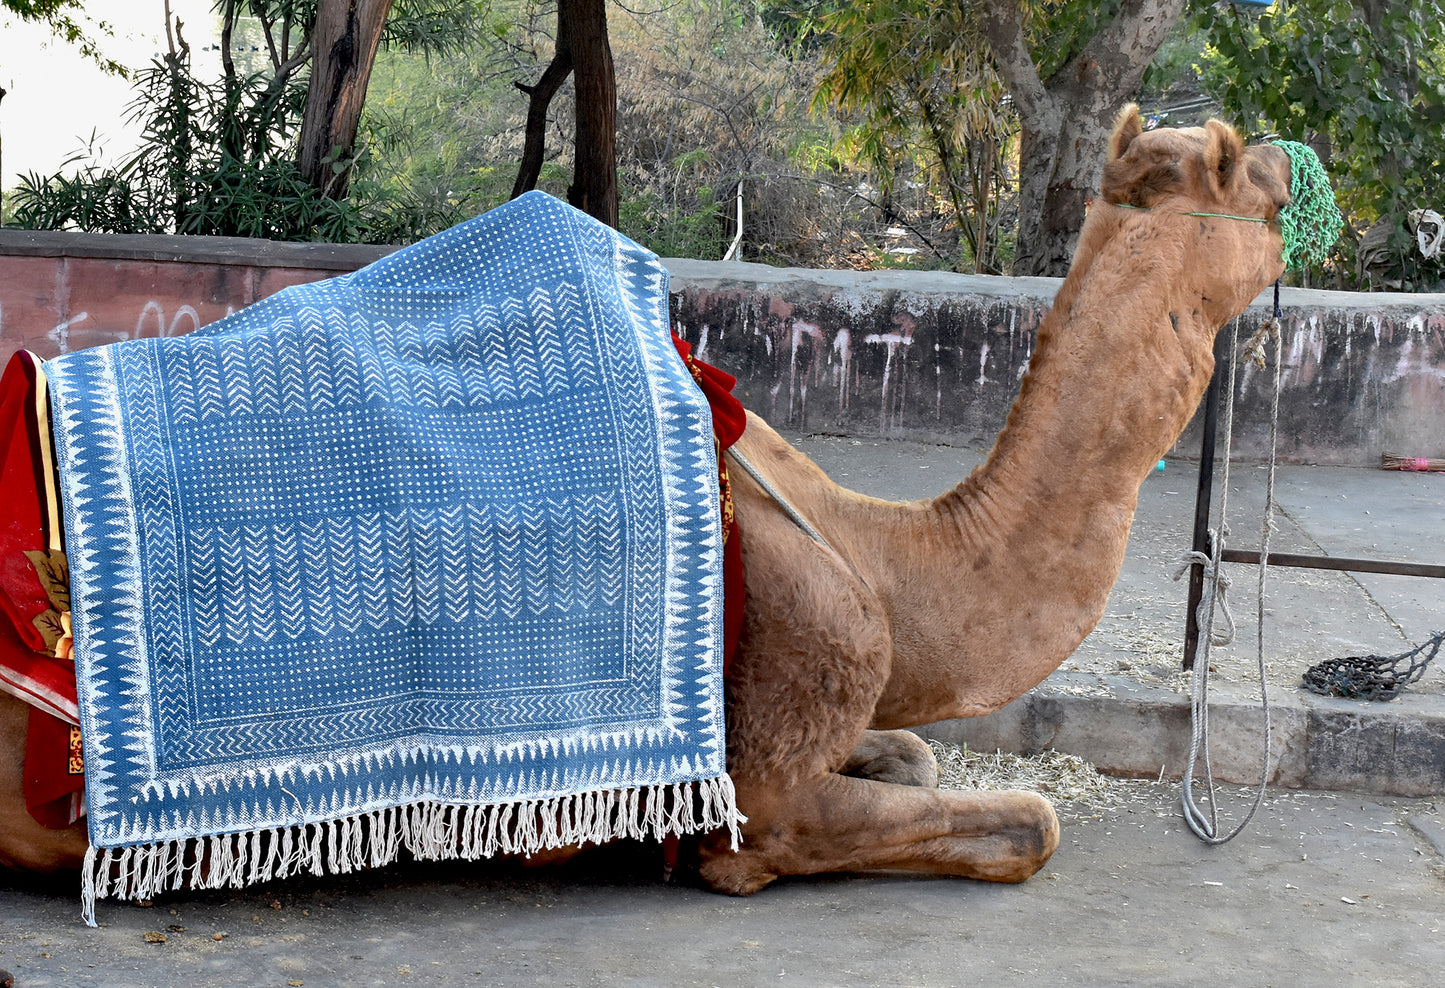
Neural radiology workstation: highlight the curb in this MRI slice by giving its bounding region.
[918,671,1445,797]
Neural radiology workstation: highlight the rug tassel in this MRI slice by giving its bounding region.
[80,772,745,923]
[80,845,100,927]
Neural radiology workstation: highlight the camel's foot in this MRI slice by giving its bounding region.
[697,773,1058,895]
[697,842,779,897]
[841,729,939,788]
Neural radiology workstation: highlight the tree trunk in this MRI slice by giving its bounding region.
[565,0,618,228]
[980,0,1187,277]
[511,12,574,200]
[296,0,393,200]
[509,0,618,229]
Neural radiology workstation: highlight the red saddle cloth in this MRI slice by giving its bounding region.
[0,351,84,829]
[3,337,745,830]
[671,332,747,670]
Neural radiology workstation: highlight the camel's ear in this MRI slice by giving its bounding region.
[1203,118,1245,192]
[1109,104,1143,161]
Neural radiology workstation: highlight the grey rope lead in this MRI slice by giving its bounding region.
[1180,306,1281,844]
[726,448,834,551]
[727,447,874,593]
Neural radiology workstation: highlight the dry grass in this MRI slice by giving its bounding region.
[929,739,1128,820]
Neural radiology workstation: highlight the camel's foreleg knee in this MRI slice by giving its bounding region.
[841,729,939,788]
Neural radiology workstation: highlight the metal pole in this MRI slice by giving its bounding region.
[1183,332,1230,670]
[723,179,744,261]
[1219,548,1445,580]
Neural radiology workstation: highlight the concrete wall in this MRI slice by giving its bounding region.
[3,229,1442,465]
[667,258,1445,466]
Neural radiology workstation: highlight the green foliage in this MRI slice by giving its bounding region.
[1,0,127,76]
[1023,0,1124,79]
[810,0,1013,272]
[620,182,727,260]
[756,0,846,55]
[355,0,808,260]
[351,2,540,235]
[1140,16,1207,105]
[383,0,493,56]
[15,0,1179,269]
[609,1,841,263]
[1197,0,1445,289]
[10,0,500,243]
[9,50,377,240]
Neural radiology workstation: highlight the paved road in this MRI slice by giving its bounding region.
[0,783,1439,987]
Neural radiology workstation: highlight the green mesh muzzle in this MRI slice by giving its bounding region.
[1273,139,1344,269]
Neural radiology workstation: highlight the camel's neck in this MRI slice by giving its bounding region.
[868,210,1249,728]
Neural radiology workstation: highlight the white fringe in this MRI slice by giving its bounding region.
[80,774,744,927]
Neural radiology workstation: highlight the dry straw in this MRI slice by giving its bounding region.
[928,740,1124,809]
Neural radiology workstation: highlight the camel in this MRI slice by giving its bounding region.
[0,106,1293,895]
[693,106,1291,893]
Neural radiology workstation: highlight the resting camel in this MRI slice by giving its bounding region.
[0,107,1293,894]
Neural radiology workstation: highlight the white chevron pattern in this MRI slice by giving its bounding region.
[45,191,728,863]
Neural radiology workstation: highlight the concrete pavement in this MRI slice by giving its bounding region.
[0,783,1438,986]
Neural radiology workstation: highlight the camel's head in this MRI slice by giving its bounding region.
[1100,105,1292,297]
[1101,105,1292,221]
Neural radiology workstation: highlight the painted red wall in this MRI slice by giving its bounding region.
[0,229,394,361]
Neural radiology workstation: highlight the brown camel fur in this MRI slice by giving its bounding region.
[698,107,1291,894]
[0,108,1292,894]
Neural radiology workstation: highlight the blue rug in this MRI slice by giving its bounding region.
[45,192,739,922]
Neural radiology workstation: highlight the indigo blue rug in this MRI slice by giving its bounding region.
[45,192,739,922]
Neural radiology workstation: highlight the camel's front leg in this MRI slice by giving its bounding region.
[698,772,1058,896]
[841,729,939,788]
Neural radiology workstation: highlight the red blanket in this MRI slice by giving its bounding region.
[0,351,83,828]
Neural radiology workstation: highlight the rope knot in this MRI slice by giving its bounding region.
[1172,547,1235,648]
[1241,318,1280,371]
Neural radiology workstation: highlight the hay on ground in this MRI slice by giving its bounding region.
[928,739,1125,812]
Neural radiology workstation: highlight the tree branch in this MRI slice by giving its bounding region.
[976,1,1047,125]
[1076,0,1188,86]
[510,28,574,200]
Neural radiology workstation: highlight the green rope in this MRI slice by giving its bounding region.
[1112,203,1267,223]
[1185,211,1267,223]
[1273,139,1343,269]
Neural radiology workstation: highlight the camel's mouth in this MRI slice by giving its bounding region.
[1269,140,1345,269]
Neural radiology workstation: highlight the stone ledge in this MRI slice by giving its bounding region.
[917,671,1445,797]
[0,228,399,270]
